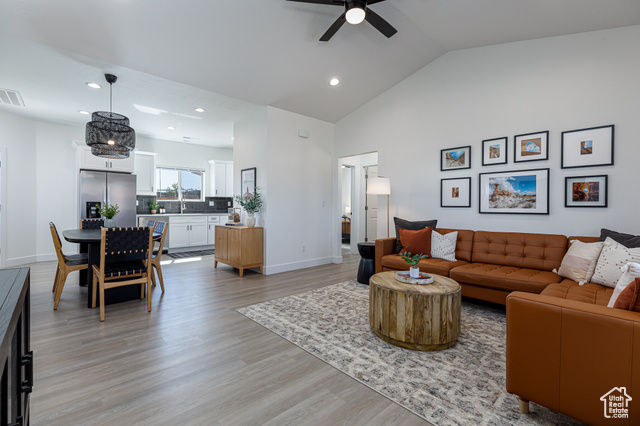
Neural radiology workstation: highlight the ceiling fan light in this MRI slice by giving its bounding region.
[346,7,365,24]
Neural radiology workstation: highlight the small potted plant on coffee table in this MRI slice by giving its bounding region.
[99,203,120,228]
[399,251,429,278]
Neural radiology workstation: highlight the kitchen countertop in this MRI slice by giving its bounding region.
[137,213,228,217]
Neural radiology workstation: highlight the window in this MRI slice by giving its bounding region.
[156,166,204,201]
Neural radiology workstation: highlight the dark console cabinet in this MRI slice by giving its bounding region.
[0,268,31,426]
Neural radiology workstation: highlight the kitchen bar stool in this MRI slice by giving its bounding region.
[50,222,89,309]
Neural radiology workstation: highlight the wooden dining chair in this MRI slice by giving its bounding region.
[150,221,168,292]
[50,222,89,310]
[91,227,154,321]
[80,218,104,229]
[146,220,156,229]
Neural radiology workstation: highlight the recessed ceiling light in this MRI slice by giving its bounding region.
[194,107,205,113]
[78,110,90,115]
[230,137,235,141]
[329,78,340,86]
[167,126,176,130]
[86,82,101,89]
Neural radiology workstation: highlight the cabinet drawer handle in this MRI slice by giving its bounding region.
[21,351,33,394]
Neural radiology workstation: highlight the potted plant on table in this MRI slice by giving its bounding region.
[399,251,429,278]
[99,203,120,228]
[148,199,159,214]
[234,188,263,227]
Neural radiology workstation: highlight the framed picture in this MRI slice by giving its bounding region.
[514,131,549,163]
[441,177,471,208]
[561,125,614,169]
[479,168,549,214]
[482,137,508,166]
[240,167,256,194]
[565,175,608,208]
[441,146,471,171]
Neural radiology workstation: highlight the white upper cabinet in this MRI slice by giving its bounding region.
[209,160,233,197]
[77,145,134,173]
[134,152,157,195]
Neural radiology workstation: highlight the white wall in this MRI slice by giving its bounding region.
[335,25,640,237]
[136,136,232,171]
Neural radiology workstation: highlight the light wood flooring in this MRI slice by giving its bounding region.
[26,252,429,425]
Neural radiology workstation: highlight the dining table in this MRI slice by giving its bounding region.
[63,228,161,308]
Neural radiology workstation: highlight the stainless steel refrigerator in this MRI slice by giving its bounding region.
[79,170,137,227]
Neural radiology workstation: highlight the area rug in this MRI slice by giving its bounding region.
[237,280,582,426]
[167,249,214,259]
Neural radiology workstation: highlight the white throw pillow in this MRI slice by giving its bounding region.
[431,230,457,261]
[608,262,640,307]
[591,238,640,288]
[557,240,604,283]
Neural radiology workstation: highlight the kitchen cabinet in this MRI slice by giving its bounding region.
[0,268,31,426]
[169,216,208,249]
[214,226,263,277]
[210,160,233,197]
[77,145,134,173]
[134,152,157,195]
[207,215,224,245]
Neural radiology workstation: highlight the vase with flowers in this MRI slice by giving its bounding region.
[234,188,263,227]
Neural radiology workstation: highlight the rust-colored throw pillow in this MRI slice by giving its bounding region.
[613,277,640,312]
[398,227,433,256]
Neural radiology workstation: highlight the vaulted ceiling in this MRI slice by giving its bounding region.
[0,0,639,147]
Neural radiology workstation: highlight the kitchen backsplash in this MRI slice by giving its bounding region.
[136,195,233,214]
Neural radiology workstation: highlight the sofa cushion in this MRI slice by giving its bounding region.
[381,254,468,276]
[608,262,640,307]
[436,228,474,262]
[591,238,640,288]
[398,227,432,256]
[431,230,457,261]
[449,262,562,293]
[393,217,437,253]
[557,240,604,283]
[471,231,567,271]
[540,280,613,306]
[613,277,640,311]
[598,228,640,248]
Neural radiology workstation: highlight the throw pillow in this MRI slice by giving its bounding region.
[598,228,640,248]
[591,238,640,288]
[393,217,438,253]
[557,240,604,283]
[398,227,433,256]
[613,277,640,312]
[431,230,457,262]
[608,263,640,307]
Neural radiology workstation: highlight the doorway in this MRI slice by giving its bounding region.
[364,165,378,242]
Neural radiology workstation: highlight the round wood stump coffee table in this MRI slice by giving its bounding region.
[369,271,461,351]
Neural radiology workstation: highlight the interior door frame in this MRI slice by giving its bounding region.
[0,147,6,268]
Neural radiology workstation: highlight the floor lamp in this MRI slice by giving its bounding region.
[366,177,391,238]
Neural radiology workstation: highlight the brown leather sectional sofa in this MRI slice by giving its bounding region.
[376,228,638,424]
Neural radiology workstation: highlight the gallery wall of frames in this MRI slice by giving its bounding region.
[439,125,613,214]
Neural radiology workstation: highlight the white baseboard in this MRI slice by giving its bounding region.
[37,253,57,262]
[263,256,333,275]
[332,256,343,264]
[5,255,38,268]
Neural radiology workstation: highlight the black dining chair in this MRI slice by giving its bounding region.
[50,222,89,309]
[91,227,154,321]
[80,218,104,229]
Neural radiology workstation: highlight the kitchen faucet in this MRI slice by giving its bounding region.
[180,199,186,213]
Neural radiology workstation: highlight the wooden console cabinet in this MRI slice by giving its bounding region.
[214,226,263,277]
[0,267,32,426]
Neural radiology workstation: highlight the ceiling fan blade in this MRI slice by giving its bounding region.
[366,0,388,4]
[365,8,397,38]
[320,12,346,41]
[286,0,345,5]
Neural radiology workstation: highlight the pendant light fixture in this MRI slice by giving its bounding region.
[85,74,135,159]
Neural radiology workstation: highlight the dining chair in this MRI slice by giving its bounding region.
[80,218,104,229]
[146,220,156,229]
[91,227,154,321]
[150,221,168,292]
[50,222,89,310]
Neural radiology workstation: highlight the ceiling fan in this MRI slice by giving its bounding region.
[287,0,397,42]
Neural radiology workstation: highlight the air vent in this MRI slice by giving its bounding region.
[0,88,25,107]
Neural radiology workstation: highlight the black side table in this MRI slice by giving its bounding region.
[357,242,376,284]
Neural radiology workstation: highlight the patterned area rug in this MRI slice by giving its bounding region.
[166,249,214,259]
[237,280,582,426]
